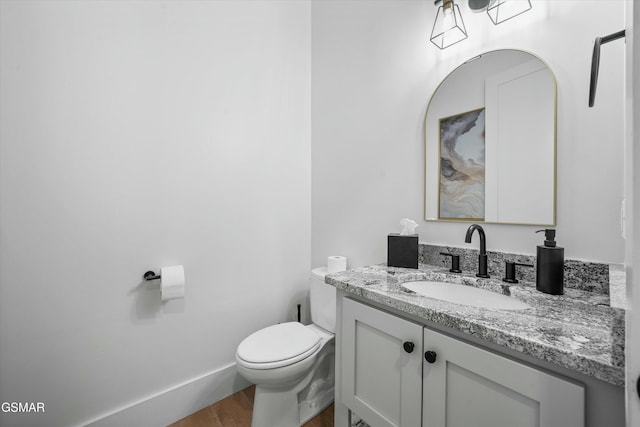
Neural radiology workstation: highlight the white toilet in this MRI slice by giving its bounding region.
[235,267,336,427]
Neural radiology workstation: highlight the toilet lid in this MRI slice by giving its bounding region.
[236,322,321,369]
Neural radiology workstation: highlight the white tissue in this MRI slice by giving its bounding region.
[399,218,418,236]
[327,256,347,273]
[160,265,185,301]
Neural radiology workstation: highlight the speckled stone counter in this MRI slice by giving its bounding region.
[326,263,625,387]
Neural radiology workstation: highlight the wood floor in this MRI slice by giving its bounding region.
[168,385,334,427]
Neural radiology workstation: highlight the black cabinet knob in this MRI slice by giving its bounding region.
[424,350,437,363]
[403,341,415,353]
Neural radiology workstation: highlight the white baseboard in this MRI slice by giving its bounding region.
[83,362,251,427]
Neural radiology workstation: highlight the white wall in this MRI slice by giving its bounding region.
[0,1,310,426]
[312,0,626,267]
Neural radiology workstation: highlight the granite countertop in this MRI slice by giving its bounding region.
[326,263,625,387]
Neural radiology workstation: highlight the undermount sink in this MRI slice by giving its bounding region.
[401,281,532,311]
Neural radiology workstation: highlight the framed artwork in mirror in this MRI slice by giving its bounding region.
[438,108,485,221]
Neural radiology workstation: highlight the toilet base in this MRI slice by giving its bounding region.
[251,386,300,427]
[250,366,335,427]
[248,329,335,427]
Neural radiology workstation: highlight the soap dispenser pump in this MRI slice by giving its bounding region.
[535,229,564,295]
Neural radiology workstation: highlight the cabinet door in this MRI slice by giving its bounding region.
[342,298,423,427]
[422,327,585,427]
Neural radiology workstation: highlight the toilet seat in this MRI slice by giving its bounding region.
[236,322,321,370]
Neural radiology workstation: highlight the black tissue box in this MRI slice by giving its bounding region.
[387,234,418,269]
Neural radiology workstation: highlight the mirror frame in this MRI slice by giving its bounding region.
[424,49,558,226]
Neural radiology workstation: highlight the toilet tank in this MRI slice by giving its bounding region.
[310,267,337,333]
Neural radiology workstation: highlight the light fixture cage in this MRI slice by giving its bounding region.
[487,0,532,25]
[430,0,468,49]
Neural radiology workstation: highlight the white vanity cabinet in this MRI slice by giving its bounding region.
[422,327,584,427]
[340,297,585,427]
[341,297,423,427]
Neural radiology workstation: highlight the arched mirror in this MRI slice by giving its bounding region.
[424,49,556,225]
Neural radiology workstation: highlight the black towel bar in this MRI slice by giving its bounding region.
[589,29,625,107]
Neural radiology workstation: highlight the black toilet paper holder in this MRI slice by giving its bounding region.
[143,271,161,281]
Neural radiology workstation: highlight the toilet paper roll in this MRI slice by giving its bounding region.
[327,256,347,273]
[161,265,185,301]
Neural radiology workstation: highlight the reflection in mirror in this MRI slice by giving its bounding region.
[425,50,556,225]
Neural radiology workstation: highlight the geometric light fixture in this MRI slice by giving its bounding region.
[487,0,532,25]
[430,0,468,49]
[430,0,533,49]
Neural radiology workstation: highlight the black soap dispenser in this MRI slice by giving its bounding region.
[535,229,564,295]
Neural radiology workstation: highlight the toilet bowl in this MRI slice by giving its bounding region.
[235,268,336,427]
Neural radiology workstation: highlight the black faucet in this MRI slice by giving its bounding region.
[465,224,489,278]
